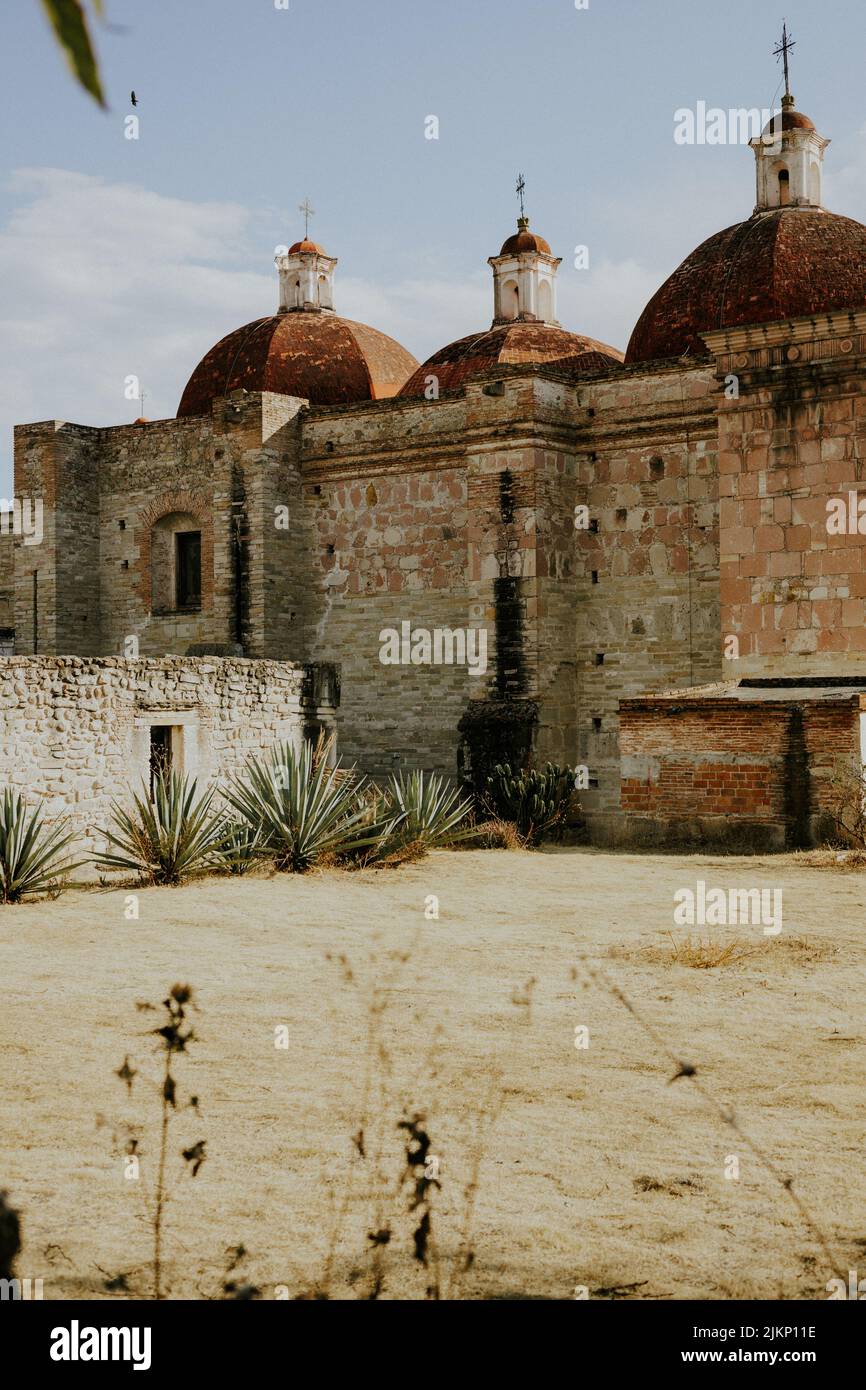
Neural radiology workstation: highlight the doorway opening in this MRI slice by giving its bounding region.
[149,725,174,797]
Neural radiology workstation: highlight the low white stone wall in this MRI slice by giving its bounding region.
[0,656,338,859]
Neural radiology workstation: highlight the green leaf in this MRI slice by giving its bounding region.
[0,788,83,902]
[95,772,225,884]
[40,0,106,108]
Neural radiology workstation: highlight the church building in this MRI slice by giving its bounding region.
[3,64,866,851]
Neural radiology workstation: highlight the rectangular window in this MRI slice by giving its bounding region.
[0,628,13,656]
[175,531,201,610]
[149,725,173,797]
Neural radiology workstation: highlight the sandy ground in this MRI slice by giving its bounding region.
[1,847,864,1301]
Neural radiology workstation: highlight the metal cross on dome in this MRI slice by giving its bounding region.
[298,198,315,238]
[773,20,796,99]
[516,173,526,219]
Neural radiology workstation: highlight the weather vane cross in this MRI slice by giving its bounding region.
[773,19,795,99]
[516,173,526,220]
[299,197,315,238]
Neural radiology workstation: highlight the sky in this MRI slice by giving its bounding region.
[1,0,865,492]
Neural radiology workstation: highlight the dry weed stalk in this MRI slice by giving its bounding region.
[313,942,519,1300]
[824,759,866,849]
[575,955,847,1285]
[114,984,207,1299]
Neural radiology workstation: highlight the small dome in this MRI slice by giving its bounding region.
[499,219,552,256]
[178,313,419,415]
[626,208,866,363]
[288,238,326,255]
[761,107,816,136]
[399,321,622,397]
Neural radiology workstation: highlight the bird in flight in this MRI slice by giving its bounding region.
[130,90,138,107]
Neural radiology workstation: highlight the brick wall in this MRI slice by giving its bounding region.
[0,534,13,632]
[707,310,866,679]
[575,363,722,830]
[619,687,861,848]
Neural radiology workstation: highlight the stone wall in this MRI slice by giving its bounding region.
[8,358,726,820]
[0,534,13,636]
[575,362,722,833]
[707,309,866,679]
[294,376,579,777]
[0,656,338,858]
[619,682,862,849]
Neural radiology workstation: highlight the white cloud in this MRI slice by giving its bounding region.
[557,257,660,355]
[338,271,489,361]
[0,169,270,491]
[0,169,663,493]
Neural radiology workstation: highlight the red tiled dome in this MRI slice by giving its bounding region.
[761,108,816,135]
[399,321,623,397]
[499,226,552,256]
[177,313,419,416]
[625,208,866,364]
[288,238,325,254]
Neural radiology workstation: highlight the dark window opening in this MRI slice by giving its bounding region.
[589,518,599,534]
[594,652,605,666]
[175,531,201,610]
[499,470,516,524]
[650,456,664,479]
[0,628,13,656]
[591,571,599,585]
[149,725,172,798]
[592,717,602,733]
[778,168,790,205]
[615,508,627,525]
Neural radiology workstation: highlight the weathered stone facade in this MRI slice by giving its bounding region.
[0,656,338,856]
[2,359,725,831]
[3,87,865,849]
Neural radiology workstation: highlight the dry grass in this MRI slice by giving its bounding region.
[794,848,866,873]
[471,818,529,851]
[666,934,757,969]
[1,846,864,1300]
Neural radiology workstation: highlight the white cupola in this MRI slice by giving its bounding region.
[488,216,562,325]
[749,27,828,212]
[275,238,337,313]
[749,94,829,212]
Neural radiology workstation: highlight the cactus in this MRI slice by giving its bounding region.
[483,762,577,846]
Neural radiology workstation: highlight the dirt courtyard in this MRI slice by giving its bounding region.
[1,847,863,1301]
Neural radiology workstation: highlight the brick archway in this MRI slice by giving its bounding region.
[136,488,214,613]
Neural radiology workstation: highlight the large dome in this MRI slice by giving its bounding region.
[626,208,866,364]
[177,312,419,416]
[399,321,623,397]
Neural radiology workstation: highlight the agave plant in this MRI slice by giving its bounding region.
[225,740,374,872]
[0,788,82,903]
[387,770,474,851]
[483,762,576,846]
[214,819,264,876]
[95,772,225,885]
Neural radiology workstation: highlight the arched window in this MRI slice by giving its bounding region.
[151,511,202,613]
[537,280,552,322]
[501,278,519,321]
[809,161,821,205]
[778,168,790,205]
